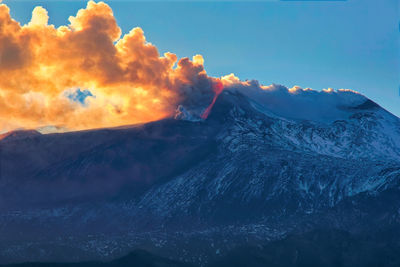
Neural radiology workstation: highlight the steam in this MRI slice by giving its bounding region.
[0,1,218,132]
[0,1,367,133]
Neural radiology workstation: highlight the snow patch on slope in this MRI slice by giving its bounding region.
[223,78,368,124]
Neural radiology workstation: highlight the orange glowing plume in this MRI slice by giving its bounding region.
[0,1,220,133]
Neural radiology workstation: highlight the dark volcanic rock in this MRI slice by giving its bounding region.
[1,91,400,266]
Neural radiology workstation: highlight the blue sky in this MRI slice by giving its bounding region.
[4,0,400,116]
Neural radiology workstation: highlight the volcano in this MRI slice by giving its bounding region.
[1,88,400,266]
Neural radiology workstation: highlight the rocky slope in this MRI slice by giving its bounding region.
[0,90,399,265]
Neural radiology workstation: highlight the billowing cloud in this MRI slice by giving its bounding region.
[0,1,367,133]
[0,1,218,132]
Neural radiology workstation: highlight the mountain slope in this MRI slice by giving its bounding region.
[1,90,400,265]
[1,250,193,267]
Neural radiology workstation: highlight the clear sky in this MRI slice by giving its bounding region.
[4,0,400,116]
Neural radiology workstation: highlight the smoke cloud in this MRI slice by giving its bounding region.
[0,1,218,132]
[0,1,367,133]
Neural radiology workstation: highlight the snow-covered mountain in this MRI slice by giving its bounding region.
[1,89,400,265]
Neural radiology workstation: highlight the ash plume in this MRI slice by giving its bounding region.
[0,1,366,133]
[0,1,219,132]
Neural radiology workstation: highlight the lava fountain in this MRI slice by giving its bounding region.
[201,80,224,119]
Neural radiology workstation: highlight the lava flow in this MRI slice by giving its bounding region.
[201,80,224,119]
